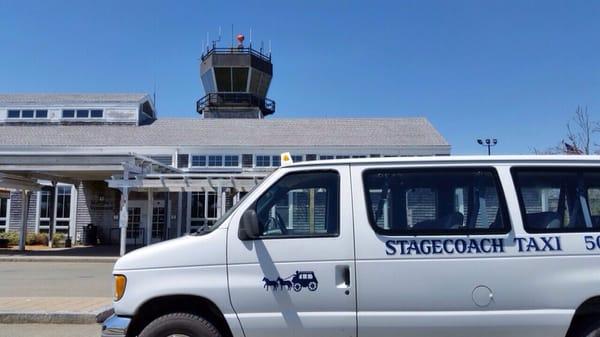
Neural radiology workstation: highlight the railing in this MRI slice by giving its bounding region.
[196,93,276,115]
[201,46,271,62]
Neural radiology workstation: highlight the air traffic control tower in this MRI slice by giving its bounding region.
[197,34,275,119]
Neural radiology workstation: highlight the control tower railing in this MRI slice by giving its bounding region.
[196,93,276,116]
[201,46,271,62]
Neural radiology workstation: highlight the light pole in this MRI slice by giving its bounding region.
[477,138,498,156]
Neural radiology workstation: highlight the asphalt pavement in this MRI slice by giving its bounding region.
[0,261,114,298]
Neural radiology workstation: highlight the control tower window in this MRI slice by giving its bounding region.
[215,67,249,92]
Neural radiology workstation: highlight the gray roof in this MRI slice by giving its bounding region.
[0,117,449,148]
[0,93,149,105]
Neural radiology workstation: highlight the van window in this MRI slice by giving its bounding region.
[363,168,510,235]
[512,168,600,232]
[254,171,339,238]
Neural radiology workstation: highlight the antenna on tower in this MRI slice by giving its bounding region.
[230,24,234,48]
[268,40,272,56]
[249,28,252,48]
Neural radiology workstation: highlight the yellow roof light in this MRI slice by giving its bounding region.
[281,152,293,166]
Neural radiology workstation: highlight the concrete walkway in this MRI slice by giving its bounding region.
[0,323,101,337]
[0,297,112,324]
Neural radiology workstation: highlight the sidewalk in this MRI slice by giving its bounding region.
[0,297,113,324]
[0,245,135,263]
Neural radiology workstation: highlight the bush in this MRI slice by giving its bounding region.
[26,233,48,245]
[0,231,20,246]
[53,232,66,242]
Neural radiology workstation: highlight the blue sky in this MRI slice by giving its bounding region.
[0,0,598,154]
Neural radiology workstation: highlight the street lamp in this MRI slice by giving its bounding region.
[477,138,498,156]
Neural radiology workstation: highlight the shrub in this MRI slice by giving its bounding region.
[53,232,66,242]
[26,233,48,245]
[0,231,20,246]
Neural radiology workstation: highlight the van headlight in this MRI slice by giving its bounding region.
[114,274,127,301]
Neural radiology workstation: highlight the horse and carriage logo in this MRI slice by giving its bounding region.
[262,271,319,292]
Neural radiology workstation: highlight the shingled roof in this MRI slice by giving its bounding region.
[0,93,149,106]
[0,117,448,148]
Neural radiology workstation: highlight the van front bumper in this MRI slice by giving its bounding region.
[101,314,131,337]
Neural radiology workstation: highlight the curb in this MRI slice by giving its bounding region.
[0,306,114,324]
[0,256,118,263]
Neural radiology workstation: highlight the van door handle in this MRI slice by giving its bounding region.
[336,265,351,290]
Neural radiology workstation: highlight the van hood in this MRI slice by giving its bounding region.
[113,227,228,271]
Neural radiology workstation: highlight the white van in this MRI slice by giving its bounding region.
[102,156,600,337]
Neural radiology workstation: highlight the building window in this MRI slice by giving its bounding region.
[320,155,334,160]
[38,189,52,232]
[7,109,48,119]
[62,110,75,118]
[272,155,281,167]
[152,207,166,239]
[0,197,8,232]
[61,109,103,119]
[21,110,34,118]
[191,155,206,167]
[336,155,350,159]
[76,110,89,118]
[55,186,71,233]
[90,109,103,118]
[292,155,303,162]
[256,155,271,167]
[190,191,218,233]
[224,155,239,167]
[208,155,223,167]
[39,186,72,234]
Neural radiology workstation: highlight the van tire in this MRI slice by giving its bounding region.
[579,319,600,337]
[138,312,221,337]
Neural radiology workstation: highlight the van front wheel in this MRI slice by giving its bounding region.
[579,319,600,337]
[138,312,221,337]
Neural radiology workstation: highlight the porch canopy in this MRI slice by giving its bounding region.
[0,151,179,253]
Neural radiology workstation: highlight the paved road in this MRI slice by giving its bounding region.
[0,323,100,337]
[0,262,114,297]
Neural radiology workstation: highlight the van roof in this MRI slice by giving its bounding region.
[286,155,600,168]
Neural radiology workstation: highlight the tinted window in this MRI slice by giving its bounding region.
[7,110,20,118]
[512,168,600,232]
[253,171,339,238]
[35,110,48,118]
[62,110,75,118]
[21,110,34,118]
[224,155,239,167]
[191,155,206,167]
[76,110,89,118]
[90,109,103,118]
[363,168,510,235]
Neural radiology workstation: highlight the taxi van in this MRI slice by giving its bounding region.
[103,155,600,337]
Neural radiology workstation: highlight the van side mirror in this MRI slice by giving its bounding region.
[238,208,260,240]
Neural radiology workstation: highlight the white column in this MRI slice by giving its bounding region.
[18,190,30,251]
[49,182,58,247]
[119,186,129,257]
[146,190,153,245]
[69,184,78,242]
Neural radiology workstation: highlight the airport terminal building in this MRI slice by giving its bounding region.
[0,45,450,254]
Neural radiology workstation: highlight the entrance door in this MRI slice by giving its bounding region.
[126,206,143,245]
[151,204,166,243]
[227,166,356,337]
